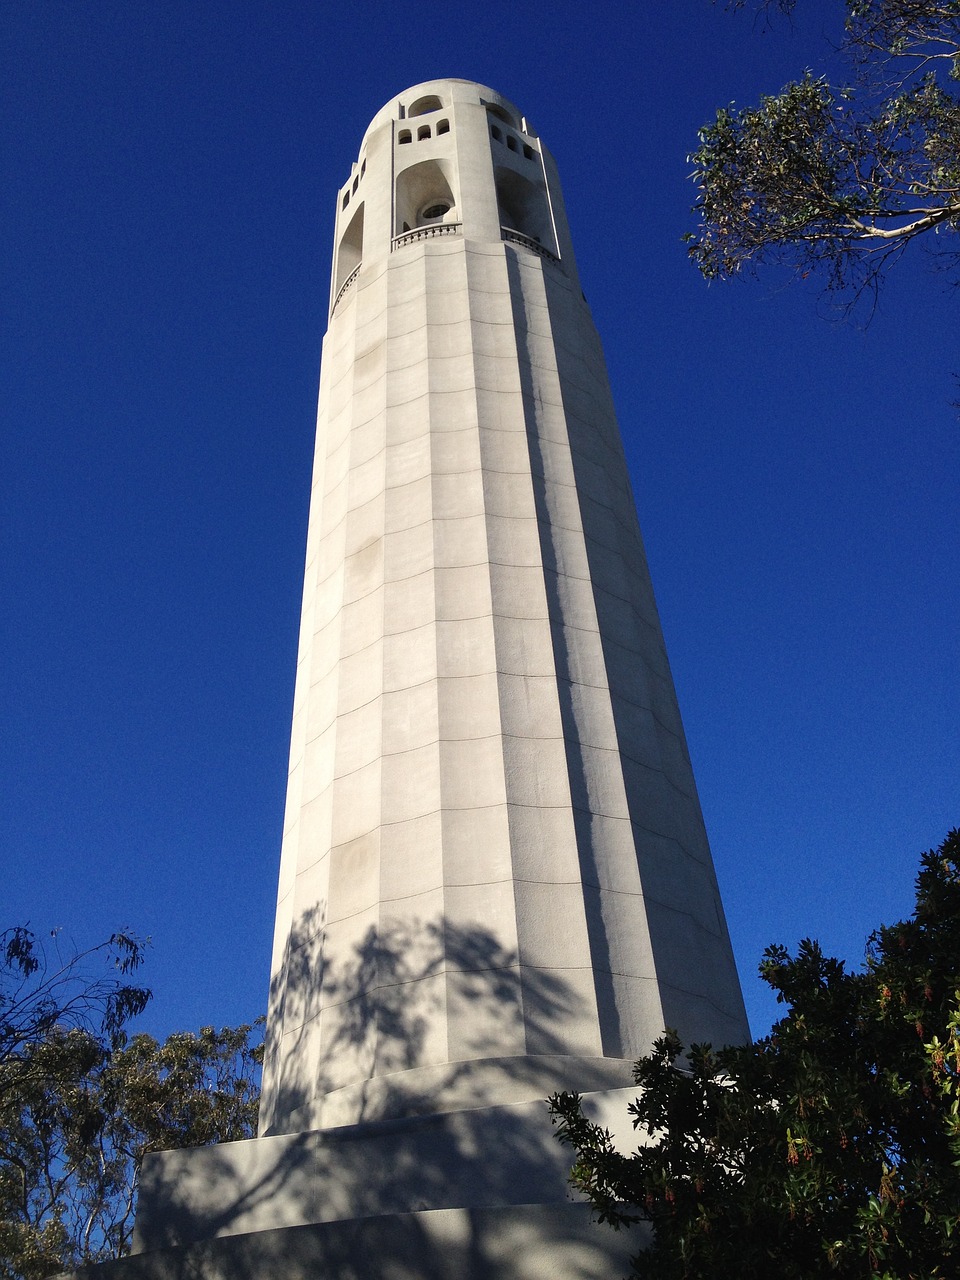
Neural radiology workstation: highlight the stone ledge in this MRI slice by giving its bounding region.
[132,1084,639,1253]
[265,1050,638,1135]
[62,1202,645,1280]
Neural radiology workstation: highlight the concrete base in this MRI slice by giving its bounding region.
[59,1087,643,1279]
[67,1204,641,1280]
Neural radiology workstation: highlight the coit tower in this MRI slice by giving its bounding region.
[122,79,749,1280]
[258,77,747,1138]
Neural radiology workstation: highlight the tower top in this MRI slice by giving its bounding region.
[329,78,573,317]
[360,80,534,148]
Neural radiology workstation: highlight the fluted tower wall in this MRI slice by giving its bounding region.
[259,79,747,1138]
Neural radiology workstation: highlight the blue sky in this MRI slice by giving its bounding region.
[3,0,957,1043]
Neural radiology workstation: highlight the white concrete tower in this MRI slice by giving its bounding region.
[259,77,747,1138]
[116,80,748,1280]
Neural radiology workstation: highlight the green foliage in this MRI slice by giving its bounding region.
[689,1,960,298]
[550,831,960,1278]
[0,928,262,1279]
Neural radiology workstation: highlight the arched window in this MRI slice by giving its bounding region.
[361,159,366,176]
[398,129,412,144]
[334,203,364,295]
[495,166,556,254]
[341,191,349,210]
[409,95,442,116]
[394,159,457,234]
[352,176,359,194]
[523,144,534,160]
[506,135,518,152]
[491,126,502,142]
[417,125,431,141]
[484,102,519,128]
[437,118,450,135]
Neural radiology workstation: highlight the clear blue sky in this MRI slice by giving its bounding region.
[3,0,957,1043]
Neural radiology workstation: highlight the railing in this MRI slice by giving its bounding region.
[500,227,560,262]
[331,264,361,312]
[391,222,462,251]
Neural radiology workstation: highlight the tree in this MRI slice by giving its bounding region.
[549,830,960,1278]
[0,928,262,1279]
[0,928,151,1071]
[687,2,960,302]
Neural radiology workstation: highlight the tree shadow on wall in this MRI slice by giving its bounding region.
[262,905,592,1130]
[107,912,637,1280]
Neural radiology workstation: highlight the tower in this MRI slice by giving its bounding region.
[258,76,746,1136]
[124,80,748,1280]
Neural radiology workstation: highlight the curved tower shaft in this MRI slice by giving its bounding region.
[259,79,747,1138]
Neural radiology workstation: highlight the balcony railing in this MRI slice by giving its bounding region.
[332,264,361,312]
[391,222,462,251]
[500,227,559,262]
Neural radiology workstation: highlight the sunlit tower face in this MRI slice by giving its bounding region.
[259,79,747,1138]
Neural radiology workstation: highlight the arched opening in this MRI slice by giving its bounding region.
[491,126,503,143]
[494,167,555,252]
[437,118,450,135]
[395,159,457,235]
[417,124,431,141]
[506,135,518,152]
[523,144,534,161]
[409,95,442,116]
[484,102,519,129]
[398,129,412,145]
[335,203,364,295]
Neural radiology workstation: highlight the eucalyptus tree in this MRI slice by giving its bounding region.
[688,2,960,302]
[0,927,262,1279]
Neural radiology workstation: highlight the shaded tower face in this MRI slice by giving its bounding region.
[260,80,747,1137]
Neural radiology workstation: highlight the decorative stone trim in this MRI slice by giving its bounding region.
[391,222,462,250]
